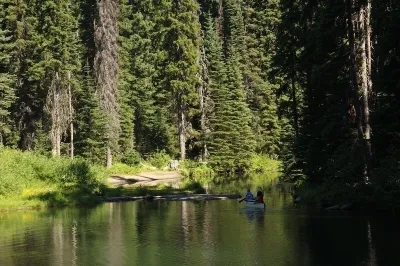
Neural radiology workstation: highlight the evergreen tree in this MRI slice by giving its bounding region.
[204,14,254,170]
[225,48,256,168]
[242,0,281,156]
[118,0,135,157]
[75,61,107,164]
[204,14,233,168]
[7,0,45,151]
[129,0,168,156]
[30,0,82,156]
[0,0,16,146]
[163,0,201,160]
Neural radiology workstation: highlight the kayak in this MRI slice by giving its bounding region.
[243,200,265,209]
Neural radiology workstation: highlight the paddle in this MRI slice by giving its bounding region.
[239,198,256,203]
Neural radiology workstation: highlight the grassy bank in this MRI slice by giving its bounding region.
[0,149,144,211]
[0,149,209,210]
[0,149,282,211]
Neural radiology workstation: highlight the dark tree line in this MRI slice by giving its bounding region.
[277,0,400,208]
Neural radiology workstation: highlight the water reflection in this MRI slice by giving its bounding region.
[0,193,400,266]
[240,208,265,226]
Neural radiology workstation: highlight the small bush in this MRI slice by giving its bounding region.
[147,150,171,169]
[121,150,141,166]
[180,160,214,178]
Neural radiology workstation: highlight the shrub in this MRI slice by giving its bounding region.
[147,150,171,169]
[179,160,214,178]
[249,155,281,175]
[121,150,141,166]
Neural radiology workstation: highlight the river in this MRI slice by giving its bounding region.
[0,181,399,266]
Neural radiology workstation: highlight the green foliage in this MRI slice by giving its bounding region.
[0,0,15,146]
[147,150,171,169]
[107,163,140,175]
[75,62,107,164]
[0,149,107,208]
[121,150,141,166]
[179,160,214,178]
[118,0,135,155]
[248,155,281,175]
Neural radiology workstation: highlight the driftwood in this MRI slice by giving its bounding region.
[325,205,340,211]
[103,194,241,202]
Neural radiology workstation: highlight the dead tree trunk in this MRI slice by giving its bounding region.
[94,0,120,168]
[291,69,299,140]
[345,0,373,182]
[107,146,112,168]
[68,71,74,159]
[178,95,186,161]
[217,0,224,37]
[199,38,210,162]
[49,71,63,157]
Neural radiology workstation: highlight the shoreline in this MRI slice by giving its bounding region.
[0,193,242,212]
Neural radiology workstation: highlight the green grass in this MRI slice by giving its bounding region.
[106,163,140,175]
[0,148,108,211]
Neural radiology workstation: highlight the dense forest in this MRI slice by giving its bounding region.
[0,1,399,208]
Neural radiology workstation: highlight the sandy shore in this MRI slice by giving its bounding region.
[108,171,182,187]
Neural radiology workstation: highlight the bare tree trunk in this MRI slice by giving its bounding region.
[198,82,207,161]
[291,69,299,140]
[51,71,62,157]
[51,87,58,157]
[365,0,372,93]
[178,95,186,161]
[199,39,210,162]
[56,126,61,156]
[345,0,363,139]
[107,146,112,168]
[362,0,373,178]
[345,0,373,182]
[217,0,224,37]
[94,0,120,167]
[68,71,74,159]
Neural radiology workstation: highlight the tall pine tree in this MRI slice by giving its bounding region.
[163,0,201,160]
[0,0,16,146]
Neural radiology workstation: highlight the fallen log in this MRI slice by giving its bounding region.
[102,194,241,202]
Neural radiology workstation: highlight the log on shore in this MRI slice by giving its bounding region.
[103,194,241,202]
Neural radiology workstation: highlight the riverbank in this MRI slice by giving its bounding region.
[0,149,282,211]
[290,181,400,216]
[0,149,210,211]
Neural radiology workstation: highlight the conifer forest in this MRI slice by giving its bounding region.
[1,0,400,209]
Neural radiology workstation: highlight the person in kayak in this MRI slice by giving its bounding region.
[245,189,254,200]
[255,187,264,203]
[239,189,255,203]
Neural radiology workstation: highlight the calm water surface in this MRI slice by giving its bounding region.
[1,186,399,266]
